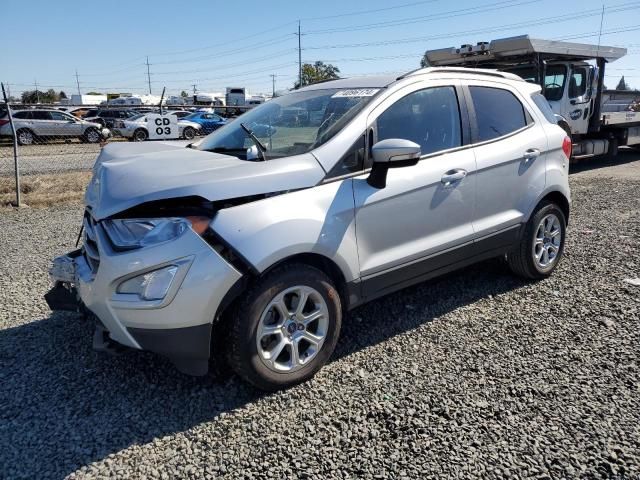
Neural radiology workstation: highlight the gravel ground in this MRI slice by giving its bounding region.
[0,153,639,479]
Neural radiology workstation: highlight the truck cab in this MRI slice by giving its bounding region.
[504,61,596,136]
[424,36,640,160]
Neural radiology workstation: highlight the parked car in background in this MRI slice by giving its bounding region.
[166,110,192,119]
[64,106,94,118]
[183,112,227,133]
[83,109,140,128]
[0,109,108,145]
[48,68,571,390]
[112,113,202,141]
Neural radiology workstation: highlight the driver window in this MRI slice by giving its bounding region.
[569,68,587,98]
[375,86,462,156]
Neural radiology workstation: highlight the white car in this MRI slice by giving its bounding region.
[113,113,202,141]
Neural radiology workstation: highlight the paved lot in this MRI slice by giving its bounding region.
[0,152,639,479]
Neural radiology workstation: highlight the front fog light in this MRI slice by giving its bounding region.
[117,265,178,300]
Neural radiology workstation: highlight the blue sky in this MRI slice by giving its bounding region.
[2,0,639,98]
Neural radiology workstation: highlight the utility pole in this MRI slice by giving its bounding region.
[192,84,197,95]
[34,80,40,103]
[145,56,152,95]
[270,74,276,97]
[295,20,303,88]
[75,70,81,96]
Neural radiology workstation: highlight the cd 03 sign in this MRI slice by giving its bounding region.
[147,114,179,140]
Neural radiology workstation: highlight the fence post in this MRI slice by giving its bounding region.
[1,82,20,207]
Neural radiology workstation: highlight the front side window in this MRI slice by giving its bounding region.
[49,111,73,121]
[569,67,587,98]
[197,88,379,160]
[375,86,462,156]
[469,86,528,142]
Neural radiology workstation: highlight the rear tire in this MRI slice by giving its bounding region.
[226,264,342,391]
[182,126,195,140]
[133,128,148,142]
[16,128,35,146]
[507,201,567,280]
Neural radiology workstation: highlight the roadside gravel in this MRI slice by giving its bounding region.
[0,155,639,479]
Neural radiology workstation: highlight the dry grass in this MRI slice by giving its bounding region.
[0,171,92,208]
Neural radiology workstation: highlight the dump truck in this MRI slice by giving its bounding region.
[424,35,640,160]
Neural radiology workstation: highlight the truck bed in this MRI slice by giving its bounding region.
[601,111,640,127]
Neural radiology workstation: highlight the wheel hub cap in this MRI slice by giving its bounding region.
[533,213,562,269]
[256,285,329,373]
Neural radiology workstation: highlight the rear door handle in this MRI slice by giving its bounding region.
[441,169,467,186]
[523,148,540,162]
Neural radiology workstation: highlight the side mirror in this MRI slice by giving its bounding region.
[367,138,421,189]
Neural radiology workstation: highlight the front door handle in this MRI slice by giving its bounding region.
[523,148,540,162]
[441,169,467,186]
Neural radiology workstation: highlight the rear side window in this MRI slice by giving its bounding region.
[376,86,462,156]
[32,111,52,120]
[469,86,527,142]
[531,93,557,123]
[13,111,32,119]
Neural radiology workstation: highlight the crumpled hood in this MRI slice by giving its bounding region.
[85,142,325,219]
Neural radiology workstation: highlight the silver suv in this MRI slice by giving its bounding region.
[0,109,107,145]
[48,68,571,390]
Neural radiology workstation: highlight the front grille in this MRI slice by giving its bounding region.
[82,212,100,274]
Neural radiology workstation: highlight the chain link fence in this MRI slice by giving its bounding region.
[0,96,252,206]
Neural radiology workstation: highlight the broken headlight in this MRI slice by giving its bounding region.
[103,217,209,250]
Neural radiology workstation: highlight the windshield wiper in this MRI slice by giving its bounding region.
[240,122,267,161]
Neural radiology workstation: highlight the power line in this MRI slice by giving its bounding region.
[303,2,640,51]
[305,0,538,35]
[300,0,439,21]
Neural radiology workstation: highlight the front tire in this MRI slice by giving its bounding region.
[227,264,342,391]
[83,128,101,143]
[507,201,567,279]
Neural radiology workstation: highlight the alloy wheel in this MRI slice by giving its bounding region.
[256,285,329,373]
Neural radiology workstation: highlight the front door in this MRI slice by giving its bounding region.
[353,83,477,298]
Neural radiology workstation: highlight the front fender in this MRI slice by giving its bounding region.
[211,180,360,283]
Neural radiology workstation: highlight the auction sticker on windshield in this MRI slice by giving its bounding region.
[332,89,380,98]
[147,114,179,140]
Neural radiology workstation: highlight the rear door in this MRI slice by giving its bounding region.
[30,111,56,137]
[464,81,547,244]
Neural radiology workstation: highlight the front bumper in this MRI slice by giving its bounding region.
[48,222,243,375]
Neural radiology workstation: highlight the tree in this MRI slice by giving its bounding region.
[294,61,340,88]
[616,76,629,90]
[420,55,429,68]
[86,91,102,95]
[180,90,189,97]
[59,91,67,99]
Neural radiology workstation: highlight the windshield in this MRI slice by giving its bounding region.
[504,65,567,102]
[195,88,380,160]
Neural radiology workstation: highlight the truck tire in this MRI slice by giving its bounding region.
[507,201,567,280]
[607,137,619,158]
[227,264,342,391]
